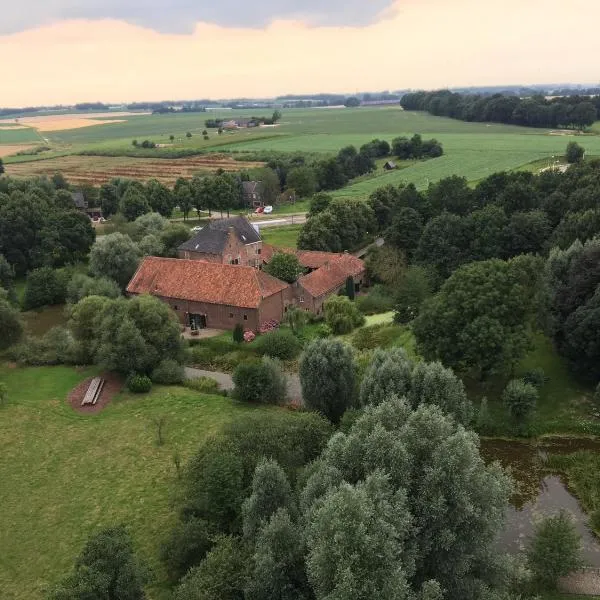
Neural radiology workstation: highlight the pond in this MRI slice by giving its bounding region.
[482,438,600,566]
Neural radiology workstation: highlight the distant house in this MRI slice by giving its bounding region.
[242,181,264,207]
[222,120,239,130]
[177,216,263,267]
[72,191,101,219]
[383,161,397,170]
[127,257,290,331]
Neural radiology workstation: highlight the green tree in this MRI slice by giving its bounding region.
[137,233,165,256]
[427,175,474,216]
[386,207,423,258]
[264,252,304,283]
[308,192,332,217]
[66,273,121,304]
[175,180,194,220]
[160,224,191,257]
[504,210,551,257]
[242,459,294,541]
[286,166,317,198]
[23,267,67,310]
[303,398,511,599]
[528,511,582,589]
[306,472,411,600]
[232,357,287,404]
[0,381,7,406]
[299,338,356,423]
[566,141,585,163]
[0,157,4,175]
[89,233,140,289]
[99,183,119,217]
[0,254,15,295]
[344,96,360,108]
[146,179,174,217]
[414,256,542,379]
[50,526,147,600]
[359,348,413,407]
[0,291,23,350]
[409,360,472,425]
[254,168,280,206]
[502,379,538,427]
[233,323,244,343]
[246,508,310,600]
[174,536,249,600]
[394,266,432,324]
[324,295,365,334]
[160,517,214,583]
[282,306,308,335]
[364,246,406,287]
[119,185,150,221]
[253,329,302,360]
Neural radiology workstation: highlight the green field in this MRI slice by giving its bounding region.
[0,365,279,600]
[0,127,43,144]
[4,106,600,199]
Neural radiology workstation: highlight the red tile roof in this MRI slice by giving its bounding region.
[127,257,288,309]
[298,254,365,298]
[261,246,347,270]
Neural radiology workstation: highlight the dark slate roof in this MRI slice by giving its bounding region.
[72,191,87,209]
[178,216,261,254]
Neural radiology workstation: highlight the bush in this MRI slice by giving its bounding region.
[127,373,152,393]
[232,357,287,404]
[184,376,222,395]
[8,326,80,366]
[66,273,121,304]
[522,368,547,389]
[233,323,244,344]
[528,510,582,590]
[23,267,68,310]
[324,295,365,334]
[355,285,395,315]
[151,359,185,384]
[253,328,302,360]
[313,323,332,338]
[503,379,538,430]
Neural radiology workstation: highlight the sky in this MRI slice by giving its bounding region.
[2,0,599,106]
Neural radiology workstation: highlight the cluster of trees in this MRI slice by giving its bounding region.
[0,176,95,275]
[392,133,443,159]
[298,194,376,252]
[401,90,598,129]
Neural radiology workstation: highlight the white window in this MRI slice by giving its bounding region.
[299,297,305,303]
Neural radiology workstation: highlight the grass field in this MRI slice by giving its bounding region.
[0,127,43,144]
[0,365,280,600]
[260,224,302,248]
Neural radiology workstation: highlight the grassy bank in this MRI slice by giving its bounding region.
[0,365,280,600]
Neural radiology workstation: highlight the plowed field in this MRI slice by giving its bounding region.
[6,154,262,184]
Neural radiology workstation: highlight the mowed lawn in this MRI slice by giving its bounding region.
[260,224,302,248]
[0,365,278,600]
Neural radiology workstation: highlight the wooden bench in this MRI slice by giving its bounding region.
[81,377,105,406]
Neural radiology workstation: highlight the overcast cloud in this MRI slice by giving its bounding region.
[1,0,394,34]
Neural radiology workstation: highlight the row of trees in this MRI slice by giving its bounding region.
[401,90,598,129]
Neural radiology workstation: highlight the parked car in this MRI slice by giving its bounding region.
[191,225,203,232]
[263,205,273,214]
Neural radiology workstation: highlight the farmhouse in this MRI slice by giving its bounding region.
[383,160,397,170]
[127,257,290,331]
[128,249,366,330]
[177,216,263,267]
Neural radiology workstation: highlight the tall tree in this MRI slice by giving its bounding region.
[89,232,140,289]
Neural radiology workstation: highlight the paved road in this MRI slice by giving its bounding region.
[252,215,307,228]
[184,366,302,403]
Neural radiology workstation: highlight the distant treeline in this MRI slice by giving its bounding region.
[401,90,599,129]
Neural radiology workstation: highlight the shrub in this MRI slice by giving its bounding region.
[324,295,365,334]
[244,330,256,343]
[522,368,547,389]
[66,273,121,304]
[503,379,538,427]
[528,510,582,589]
[355,285,395,315]
[253,328,302,360]
[151,359,185,384]
[184,376,222,395]
[232,357,287,404]
[127,373,152,393]
[233,323,244,343]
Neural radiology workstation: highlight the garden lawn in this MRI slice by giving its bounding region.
[0,365,279,600]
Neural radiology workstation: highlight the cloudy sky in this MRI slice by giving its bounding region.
[2,0,599,105]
